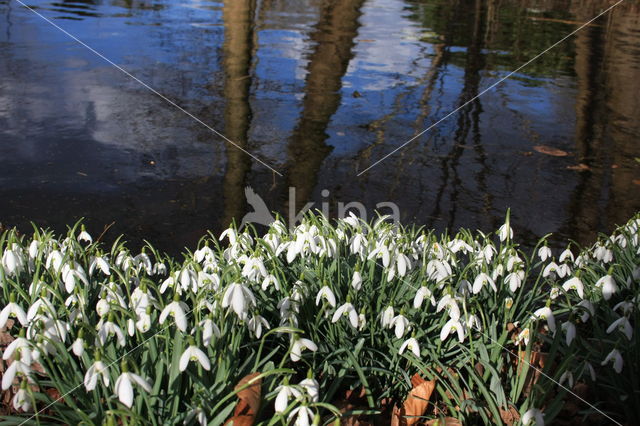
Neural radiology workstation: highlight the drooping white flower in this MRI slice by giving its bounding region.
[275,384,303,413]
[199,318,221,346]
[2,247,24,276]
[351,271,363,290]
[498,223,513,242]
[184,407,208,426]
[84,359,110,391]
[559,370,574,388]
[538,246,552,262]
[522,408,544,425]
[466,314,482,331]
[261,274,280,291]
[561,321,576,346]
[436,295,460,320]
[332,303,359,329]
[440,318,465,343]
[96,299,111,317]
[516,328,530,346]
[531,307,556,333]
[287,405,315,426]
[247,314,270,339]
[613,301,633,316]
[114,371,152,408]
[77,228,92,244]
[72,336,85,356]
[12,382,32,412]
[96,320,126,347]
[299,378,319,402]
[399,337,420,358]
[159,298,189,332]
[89,256,110,276]
[380,306,395,328]
[3,336,31,362]
[0,296,28,327]
[559,248,574,263]
[576,300,594,323]
[472,272,496,294]
[606,317,633,341]
[179,344,211,371]
[290,337,318,362]
[2,360,31,390]
[315,286,336,308]
[601,348,623,373]
[413,286,436,309]
[595,275,618,300]
[222,282,256,320]
[506,271,524,292]
[391,314,410,338]
[542,262,560,278]
[562,276,584,299]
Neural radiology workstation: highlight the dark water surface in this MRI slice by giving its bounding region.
[1,0,639,254]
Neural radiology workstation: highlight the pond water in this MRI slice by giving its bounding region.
[1,0,639,254]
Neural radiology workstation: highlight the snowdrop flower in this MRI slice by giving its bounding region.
[593,245,613,263]
[136,312,151,333]
[3,333,31,362]
[498,223,513,242]
[559,370,574,388]
[391,314,410,338]
[89,256,110,276]
[466,314,482,331]
[607,317,633,341]
[613,301,633,316]
[505,271,524,292]
[413,286,436,309]
[584,362,596,382]
[436,294,461,320]
[247,314,270,339]
[77,227,92,244]
[275,382,303,413]
[184,407,207,426]
[576,300,594,323]
[222,282,256,320]
[505,297,514,309]
[12,381,32,412]
[72,331,85,356]
[315,286,336,308]
[441,318,465,343]
[472,272,496,294]
[26,296,55,321]
[542,262,560,278]
[426,259,452,284]
[0,294,28,327]
[351,270,362,290]
[601,348,623,373]
[595,275,618,300]
[2,359,31,390]
[96,299,111,317]
[380,306,395,328]
[45,250,63,272]
[332,302,358,328]
[538,246,552,262]
[2,246,24,276]
[559,248,574,263]
[290,336,318,362]
[114,369,152,408]
[199,318,221,346]
[159,295,189,332]
[97,316,126,347]
[399,337,420,357]
[261,274,280,291]
[28,240,40,259]
[522,408,544,425]
[288,405,315,426]
[562,276,584,299]
[299,377,319,402]
[179,339,211,371]
[84,354,110,391]
[561,321,576,346]
[532,307,556,333]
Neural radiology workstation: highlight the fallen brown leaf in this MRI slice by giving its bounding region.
[633,179,640,186]
[425,417,462,425]
[225,373,262,426]
[392,374,436,426]
[533,145,569,157]
[499,405,521,425]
